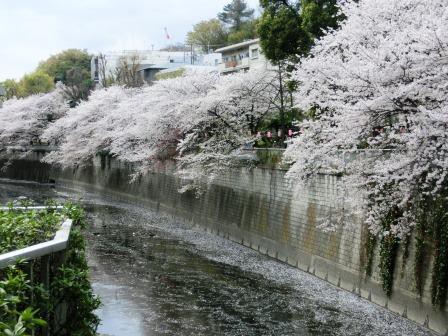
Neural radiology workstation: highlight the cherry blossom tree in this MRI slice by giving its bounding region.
[176,68,280,190]
[0,83,68,154]
[283,0,448,301]
[42,85,137,167]
[41,68,283,191]
[42,70,220,172]
[285,0,448,238]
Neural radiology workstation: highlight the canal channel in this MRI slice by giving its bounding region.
[0,179,434,336]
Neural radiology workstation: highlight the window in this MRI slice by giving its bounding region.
[251,48,259,59]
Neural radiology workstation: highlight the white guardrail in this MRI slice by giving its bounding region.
[0,206,72,269]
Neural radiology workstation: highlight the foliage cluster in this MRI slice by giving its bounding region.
[0,202,100,335]
[414,196,448,307]
[1,49,92,105]
[257,0,343,139]
[1,72,54,100]
[8,67,297,191]
[0,84,68,149]
[283,0,448,303]
[33,68,294,190]
[186,0,258,52]
[0,264,48,336]
[36,49,91,85]
[154,69,186,81]
[258,0,343,63]
[0,202,62,254]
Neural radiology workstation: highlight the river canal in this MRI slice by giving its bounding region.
[0,179,434,336]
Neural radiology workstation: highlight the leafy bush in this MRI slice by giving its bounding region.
[0,202,100,336]
[0,202,63,254]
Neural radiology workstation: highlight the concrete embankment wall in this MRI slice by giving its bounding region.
[1,153,447,334]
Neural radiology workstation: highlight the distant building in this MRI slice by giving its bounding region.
[215,38,271,74]
[91,50,190,86]
[91,49,220,87]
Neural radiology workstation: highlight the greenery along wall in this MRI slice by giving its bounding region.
[364,195,448,309]
[0,202,100,336]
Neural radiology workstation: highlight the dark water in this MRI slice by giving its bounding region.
[0,179,434,336]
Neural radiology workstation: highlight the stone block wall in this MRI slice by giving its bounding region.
[1,155,447,334]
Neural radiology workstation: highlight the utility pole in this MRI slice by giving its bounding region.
[0,85,5,108]
[277,63,286,145]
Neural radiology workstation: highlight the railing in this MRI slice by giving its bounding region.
[0,218,72,268]
[225,60,240,68]
[0,205,63,211]
[220,58,250,72]
[0,206,72,336]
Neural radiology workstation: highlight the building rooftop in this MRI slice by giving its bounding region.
[215,38,260,53]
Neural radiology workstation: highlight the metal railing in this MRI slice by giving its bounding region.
[0,205,63,211]
[0,206,72,336]
[0,218,72,269]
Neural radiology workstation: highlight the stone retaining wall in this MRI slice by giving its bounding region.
[1,154,447,335]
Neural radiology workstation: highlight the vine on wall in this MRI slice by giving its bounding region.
[364,232,376,277]
[365,196,448,308]
[378,209,399,297]
[429,198,448,308]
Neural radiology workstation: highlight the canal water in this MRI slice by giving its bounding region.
[0,179,434,336]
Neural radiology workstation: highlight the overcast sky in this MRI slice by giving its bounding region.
[0,0,260,81]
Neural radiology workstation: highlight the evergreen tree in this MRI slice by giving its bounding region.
[227,19,259,44]
[258,0,343,63]
[258,0,307,64]
[301,0,342,41]
[218,0,255,31]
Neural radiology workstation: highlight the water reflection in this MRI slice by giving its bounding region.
[92,283,146,336]
[87,204,341,336]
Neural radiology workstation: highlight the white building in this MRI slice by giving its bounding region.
[214,38,271,74]
[91,49,222,86]
[91,50,193,85]
[202,53,222,67]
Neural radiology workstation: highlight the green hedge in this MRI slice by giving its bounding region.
[0,202,100,336]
